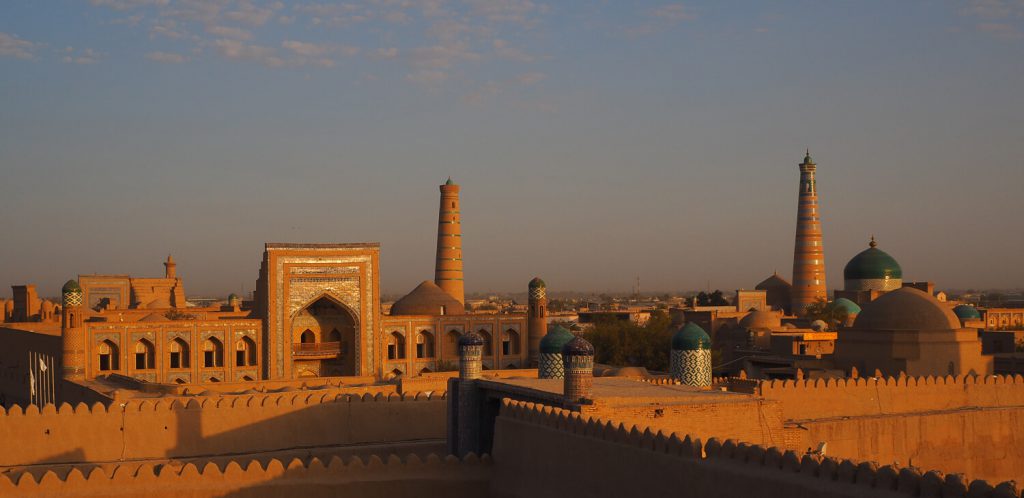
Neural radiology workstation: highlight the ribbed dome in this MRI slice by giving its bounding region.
[529,277,546,288]
[832,297,862,315]
[953,304,981,320]
[390,281,466,316]
[40,300,55,312]
[844,239,902,280]
[739,310,781,330]
[540,325,575,354]
[562,335,594,356]
[672,322,711,351]
[62,280,82,293]
[853,287,960,331]
[755,272,792,290]
[227,293,240,301]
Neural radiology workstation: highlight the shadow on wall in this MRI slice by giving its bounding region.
[0,392,449,476]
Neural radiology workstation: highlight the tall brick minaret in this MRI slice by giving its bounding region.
[791,149,827,316]
[435,177,465,303]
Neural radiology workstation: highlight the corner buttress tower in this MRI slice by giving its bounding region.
[434,178,465,304]
[527,277,548,365]
[164,254,176,278]
[60,279,86,382]
[791,149,827,316]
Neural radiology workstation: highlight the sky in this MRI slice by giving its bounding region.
[1,0,1022,298]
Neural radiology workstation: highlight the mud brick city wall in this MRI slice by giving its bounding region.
[0,453,492,498]
[759,375,1024,484]
[489,399,1024,498]
[0,392,447,467]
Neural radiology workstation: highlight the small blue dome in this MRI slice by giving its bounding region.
[953,304,981,320]
[672,323,710,351]
[832,298,862,315]
[540,325,575,354]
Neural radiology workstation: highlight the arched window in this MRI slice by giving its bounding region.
[327,328,341,344]
[236,336,256,367]
[134,339,155,370]
[169,338,190,369]
[478,329,493,357]
[420,367,433,375]
[300,329,315,343]
[416,331,435,358]
[203,338,224,368]
[502,329,520,355]
[387,331,405,360]
[446,330,460,353]
[99,340,119,371]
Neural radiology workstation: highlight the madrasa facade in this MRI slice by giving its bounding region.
[56,179,531,385]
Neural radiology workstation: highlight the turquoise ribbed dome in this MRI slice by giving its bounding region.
[672,322,710,351]
[540,325,575,354]
[844,238,902,280]
[62,280,81,293]
[529,277,546,288]
[832,298,861,315]
[953,304,981,320]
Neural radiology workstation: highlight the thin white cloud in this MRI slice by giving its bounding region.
[516,71,545,85]
[649,4,695,23]
[372,47,399,59]
[977,22,1022,39]
[0,32,37,60]
[225,1,279,26]
[406,69,448,85]
[410,42,480,69]
[62,47,103,64]
[90,0,168,11]
[282,40,358,57]
[493,39,533,62]
[146,51,189,63]
[207,25,253,40]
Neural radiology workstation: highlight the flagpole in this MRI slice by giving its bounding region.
[49,354,55,407]
[29,351,35,409]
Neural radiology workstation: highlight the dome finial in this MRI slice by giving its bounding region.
[869,235,877,248]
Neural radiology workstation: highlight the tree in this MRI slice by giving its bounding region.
[580,310,676,372]
[696,290,729,306]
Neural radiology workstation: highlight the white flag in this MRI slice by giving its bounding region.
[29,370,36,397]
[39,357,47,372]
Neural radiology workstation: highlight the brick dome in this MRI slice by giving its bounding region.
[739,310,781,330]
[852,287,960,331]
[390,280,466,316]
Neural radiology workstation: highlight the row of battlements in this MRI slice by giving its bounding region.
[757,373,1024,391]
[498,398,1023,498]
[0,452,490,495]
[0,390,447,417]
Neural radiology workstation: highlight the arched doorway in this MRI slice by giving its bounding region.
[291,296,358,377]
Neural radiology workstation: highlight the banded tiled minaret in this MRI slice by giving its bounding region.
[791,149,827,316]
[434,177,465,303]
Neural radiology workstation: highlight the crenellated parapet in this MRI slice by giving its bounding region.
[755,373,1024,421]
[0,391,449,469]
[0,452,491,498]
[496,398,1023,498]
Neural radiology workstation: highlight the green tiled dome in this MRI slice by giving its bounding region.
[529,277,546,288]
[844,238,902,280]
[832,298,861,315]
[540,325,575,354]
[445,177,456,186]
[62,280,81,293]
[953,304,981,320]
[672,322,711,351]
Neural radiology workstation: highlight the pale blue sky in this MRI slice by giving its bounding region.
[1,0,1022,297]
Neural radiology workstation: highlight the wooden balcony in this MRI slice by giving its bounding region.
[292,341,341,359]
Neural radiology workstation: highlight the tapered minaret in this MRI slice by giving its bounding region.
[791,149,827,316]
[435,177,465,303]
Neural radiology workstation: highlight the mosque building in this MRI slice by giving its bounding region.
[0,179,532,389]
